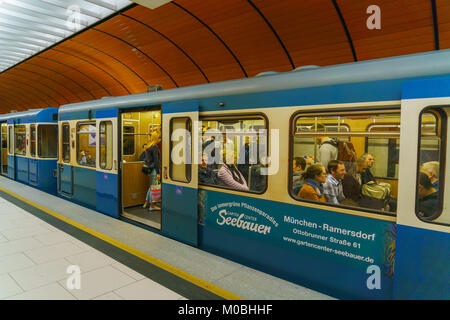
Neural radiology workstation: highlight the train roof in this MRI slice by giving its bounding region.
[0,109,44,121]
[59,49,450,115]
[0,108,57,123]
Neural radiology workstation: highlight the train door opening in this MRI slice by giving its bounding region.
[1,122,7,176]
[120,108,162,230]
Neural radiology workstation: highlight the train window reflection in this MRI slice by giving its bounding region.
[199,116,267,194]
[170,117,192,183]
[14,125,26,156]
[39,125,58,158]
[416,109,448,225]
[30,125,36,157]
[8,126,13,155]
[100,121,113,170]
[77,122,97,167]
[123,126,135,156]
[62,123,70,163]
[291,111,400,215]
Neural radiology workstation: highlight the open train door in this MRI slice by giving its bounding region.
[161,101,199,246]
[395,78,450,299]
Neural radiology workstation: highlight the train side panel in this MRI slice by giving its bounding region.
[198,189,395,299]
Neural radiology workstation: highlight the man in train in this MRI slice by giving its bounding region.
[417,172,440,220]
[199,154,219,185]
[323,160,346,205]
[361,153,376,185]
[421,161,440,191]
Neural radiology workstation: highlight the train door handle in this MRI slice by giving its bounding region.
[164,166,168,180]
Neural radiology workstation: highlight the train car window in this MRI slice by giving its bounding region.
[38,125,58,158]
[199,116,268,194]
[290,111,400,215]
[170,117,192,183]
[416,108,449,225]
[77,122,97,168]
[62,123,70,163]
[30,125,36,157]
[14,125,26,156]
[99,121,113,170]
[366,124,400,180]
[1,124,6,149]
[8,126,13,155]
[122,126,135,156]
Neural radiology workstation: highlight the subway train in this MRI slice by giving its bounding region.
[0,50,449,300]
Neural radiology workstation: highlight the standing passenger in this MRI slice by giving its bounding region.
[143,131,162,211]
[313,124,338,169]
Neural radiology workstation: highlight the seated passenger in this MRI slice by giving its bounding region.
[341,157,367,205]
[297,164,327,202]
[199,155,218,185]
[86,151,95,165]
[80,151,87,165]
[292,157,306,195]
[421,161,440,191]
[218,148,249,191]
[361,153,376,185]
[323,160,346,205]
[417,172,440,220]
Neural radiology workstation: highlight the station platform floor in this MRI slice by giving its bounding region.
[0,176,334,300]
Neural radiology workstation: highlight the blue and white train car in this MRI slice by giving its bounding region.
[35,50,450,299]
[0,108,59,195]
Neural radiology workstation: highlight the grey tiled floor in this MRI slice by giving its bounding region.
[0,176,334,300]
[0,196,185,300]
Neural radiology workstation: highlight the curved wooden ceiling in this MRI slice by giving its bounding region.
[1,0,449,113]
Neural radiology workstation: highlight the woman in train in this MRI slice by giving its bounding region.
[217,147,249,191]
[297,163,327,202]
[142,131,162,211]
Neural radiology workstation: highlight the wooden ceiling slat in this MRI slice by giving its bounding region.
[60,40,147,95]
[437,0,450,49]
[2,72,64,107]
[339,0,435,60]
[0,79,45,108]
[78,26,178,90]
[16,65,82,103]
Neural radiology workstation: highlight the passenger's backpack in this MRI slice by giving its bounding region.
[338,140,357,162]
[361,181,391,200]
[360,181,391,210]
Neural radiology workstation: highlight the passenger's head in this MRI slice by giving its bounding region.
[221,147,236,165]
[421,161,439,182]
[303,163,327,184]
[356,156,368,173]
[148,130,161,147]
[201,155,208,168]
[418,172,435,198]
[328,160,346,180]
[362,153,374,168]
[293,157,306,172]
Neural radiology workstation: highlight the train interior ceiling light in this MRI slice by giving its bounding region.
[0,0,135,73]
